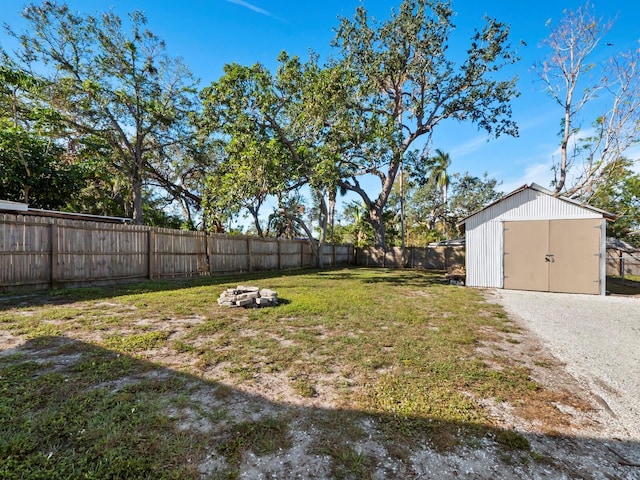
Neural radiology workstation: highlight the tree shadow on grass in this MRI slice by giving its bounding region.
[1,335,638,479]
[0,268,322,312]
[607,276,640,296]
[0,267,451,312]
[317,267,449,288]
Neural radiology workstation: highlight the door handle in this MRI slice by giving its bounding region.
[545,254,555,263]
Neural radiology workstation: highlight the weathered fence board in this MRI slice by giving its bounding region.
[279,240,303,270]
[248,237,279,271]
[0,213,355,290]
[0,215,53,288]
[207,235,249,274]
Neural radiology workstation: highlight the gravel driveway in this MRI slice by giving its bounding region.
[492,289,640,442]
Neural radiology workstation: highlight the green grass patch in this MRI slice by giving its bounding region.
[103,331,170,353]
[0,339,206,480]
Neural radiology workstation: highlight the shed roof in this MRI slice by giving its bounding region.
[458,183,616,226]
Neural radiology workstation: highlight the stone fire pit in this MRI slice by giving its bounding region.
[217,285,278,308]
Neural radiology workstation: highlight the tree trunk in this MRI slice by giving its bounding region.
[247,206,264,237]
[290,216,323,269]
[555,102,571,194]
[328,190,336,244]
[369,205,386,250]
[315,190,329,269]
[132,155,144,224]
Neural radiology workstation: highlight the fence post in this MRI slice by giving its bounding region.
[277,238,281,270]
[618,250,623,277]
[148,229,155,280]
[50,223,59,289]
[247,237,252,272]
[206,234,212,274]
[300,240,304,268]
[332,243,336,266]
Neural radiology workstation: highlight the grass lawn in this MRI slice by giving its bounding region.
[0,268,587,479]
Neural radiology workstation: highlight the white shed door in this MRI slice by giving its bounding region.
[503,219,601,294]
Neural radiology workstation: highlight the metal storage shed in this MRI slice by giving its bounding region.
[459,183,616,295]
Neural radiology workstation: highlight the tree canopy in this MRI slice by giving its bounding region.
[10,1,639,250]
[328,0,520,247]
[7,2,199,224]
[536,2,640,198]
[199,54,348,264]
[0,64,89,209]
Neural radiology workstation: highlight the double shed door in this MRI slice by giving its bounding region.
[503,219,602,294]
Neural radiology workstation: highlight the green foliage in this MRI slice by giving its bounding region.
[142,195,189,229]
[200,53,346,261]
[0,126,86,209]
[403,169,503,243]
[0,64,89,209]
[586,158,640,245]
[445,172,503,236]
[331,0,520,247]
[338,201,374,247]
[8,3,199,223]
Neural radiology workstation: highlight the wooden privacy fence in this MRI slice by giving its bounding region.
[0,213,354,290]
[356,246,465,269]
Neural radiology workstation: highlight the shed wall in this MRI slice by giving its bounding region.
[465,189,603,288]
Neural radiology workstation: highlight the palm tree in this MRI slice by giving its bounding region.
[428,149,452,206]
[427,149,452,237]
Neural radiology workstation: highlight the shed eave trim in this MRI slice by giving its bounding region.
[457,183,616,226]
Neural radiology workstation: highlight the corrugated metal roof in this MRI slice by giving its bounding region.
[458,183,616,226]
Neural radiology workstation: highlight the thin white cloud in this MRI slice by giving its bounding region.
[449,135,489,158]
[225,0,285,22]
[501,162,554,194]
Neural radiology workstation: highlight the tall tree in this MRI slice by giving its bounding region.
[536,3,640,196]
[405,171,502,242]
[331,0,519,248]
[424,148,452,235]
[8,3,199,223]
[340,201,373,248]
[200,54,346,266]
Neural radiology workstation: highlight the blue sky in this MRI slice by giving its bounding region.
[1,0,639,201]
